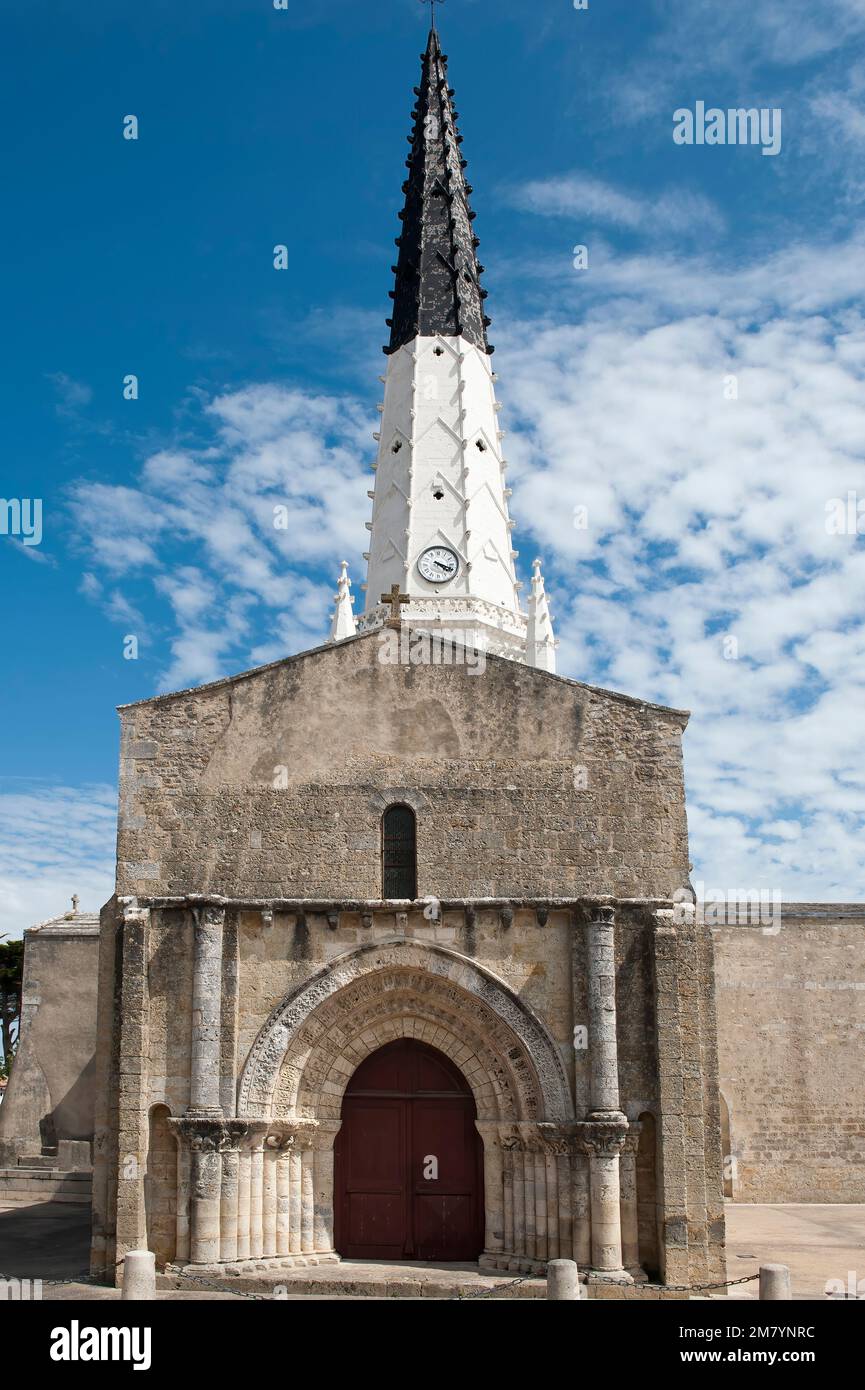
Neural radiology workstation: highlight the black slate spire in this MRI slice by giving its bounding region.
[385,28,492,355]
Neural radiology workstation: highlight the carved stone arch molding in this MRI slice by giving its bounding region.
[238,940,572,1123]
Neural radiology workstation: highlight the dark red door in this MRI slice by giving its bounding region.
[334,1039,483,1261]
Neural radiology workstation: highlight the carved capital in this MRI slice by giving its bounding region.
[536,1122,582,1156]
[576,1119,629,1158]
[589,903,615,927]
[169,1118,263,1154]
[264,1119,319,1151]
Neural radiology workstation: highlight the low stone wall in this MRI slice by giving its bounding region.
[0,1168,93,1206]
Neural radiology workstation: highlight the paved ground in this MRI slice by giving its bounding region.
[2,1198,863,1299]
[725,1203,865,1299]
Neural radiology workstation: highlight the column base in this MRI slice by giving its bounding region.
[170,1252,342,1278]
[479,1252,546,1275]
[585,1267,633,1286]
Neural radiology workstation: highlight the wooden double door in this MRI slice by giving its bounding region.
[334,1038,484,1261]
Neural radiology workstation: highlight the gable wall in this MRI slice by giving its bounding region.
[115,635,690,902]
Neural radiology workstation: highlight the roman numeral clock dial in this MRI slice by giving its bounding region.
[417,545,459,584]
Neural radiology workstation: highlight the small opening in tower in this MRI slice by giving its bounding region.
[432,488,444,501]
[433,346,444,357]
[392,440,403,453]
[475,439,486,452]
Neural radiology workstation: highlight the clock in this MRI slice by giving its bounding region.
[418,545,459,584]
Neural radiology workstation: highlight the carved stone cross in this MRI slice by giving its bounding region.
[381,583,410,629]
[71,894,79,913]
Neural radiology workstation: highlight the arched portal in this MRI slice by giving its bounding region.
[334,1039,483,1261]
[219,943,576,1272]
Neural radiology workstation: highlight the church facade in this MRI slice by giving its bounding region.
[89,29,726,1292]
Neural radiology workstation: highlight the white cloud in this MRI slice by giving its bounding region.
[505,172,724,237]
[496,225,865,900]
[71,383,374,691]
[0,783,116,940]
[47,371,93,413]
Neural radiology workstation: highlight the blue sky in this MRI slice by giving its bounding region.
[2,0,865,933]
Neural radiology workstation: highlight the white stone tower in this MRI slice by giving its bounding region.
[347,27,556,670]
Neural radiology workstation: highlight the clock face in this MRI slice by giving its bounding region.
[418,545,459,584]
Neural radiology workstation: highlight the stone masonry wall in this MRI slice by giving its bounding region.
[713,906,865,1202]
[90,895,725,1287]
[113,630,690,903]
[0,916,100,1166]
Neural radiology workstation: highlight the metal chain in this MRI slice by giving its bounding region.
[453,1268,762,1298]
[3,1266,760,1298]
[588,1270,760,1292]
[0,1269,103,1288]
[449,1274,538,1300]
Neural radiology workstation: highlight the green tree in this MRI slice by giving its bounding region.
[0,938,24,1078]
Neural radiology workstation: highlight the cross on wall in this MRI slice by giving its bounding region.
[381,584,410,629]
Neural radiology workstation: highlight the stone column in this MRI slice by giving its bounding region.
[236,1143,252,1261]
[189,905,224,1117]
[572,1149,591,1268]
[276,1139,293,1257]
[522,1138,536,1264]
[586,904,623,1120]
[262,1142,278,1258]
[476,1123,504,1267]
[501,1141,515,1261]
[313,1124,340,1259]
[538,1125,580,1268]
[300,1137,315,1255]
[249,1136,265,1259]
[170,1118,255,1267]
[579,1122,629,1278]
[620,1123,646,1279]
[220,1148,240,1264]
[544,1152,559,1261]
[581,904,629,1280]
[179,1122,221,1268]
[533,1147,547,1263]
[289,1145,303,1255]
[505,1136,525,1269]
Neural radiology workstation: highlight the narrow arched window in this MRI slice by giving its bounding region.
[382,804,417,899]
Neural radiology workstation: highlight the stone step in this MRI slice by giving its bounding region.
[0,1168,93,1206]
[158,1263,547,1299]
[17,1154,59,1169]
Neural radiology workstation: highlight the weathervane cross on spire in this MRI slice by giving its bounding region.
[419,0,445,32]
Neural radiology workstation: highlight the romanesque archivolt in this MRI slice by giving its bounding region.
[238,940,572,1123]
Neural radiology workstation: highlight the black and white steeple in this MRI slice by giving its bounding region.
[386,27,491,357]
[330,27,557,671]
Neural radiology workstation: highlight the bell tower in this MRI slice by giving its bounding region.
[332,27,557,669]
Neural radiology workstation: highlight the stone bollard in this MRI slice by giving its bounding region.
[547,1259,580,1301]
[121,1250,156,1301]
[759,1264,792,1301]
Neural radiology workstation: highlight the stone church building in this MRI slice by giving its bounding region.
[5,29,734,1293]
[86,30,726,1290]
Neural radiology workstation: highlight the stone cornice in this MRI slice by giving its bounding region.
[119,893,681,914]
